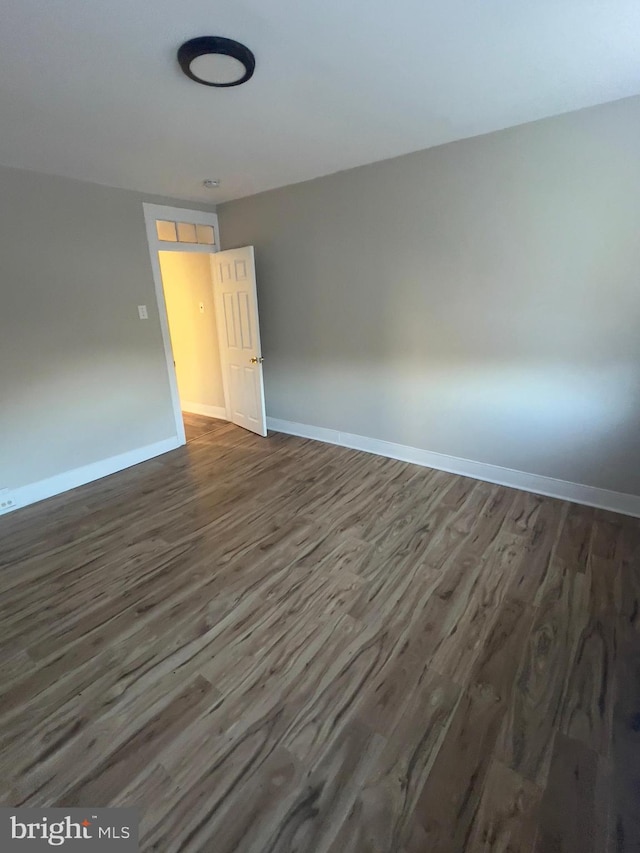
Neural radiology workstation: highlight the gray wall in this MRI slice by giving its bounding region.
[219,95,640,496]
[0,165,213,491]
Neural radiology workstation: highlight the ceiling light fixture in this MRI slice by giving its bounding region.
[202,179,220,188]
[178,36,255,87]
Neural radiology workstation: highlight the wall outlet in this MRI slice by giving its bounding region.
[0,489,17,513]
[137,304,148,320]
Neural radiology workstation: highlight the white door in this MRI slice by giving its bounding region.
[211,246,267,436]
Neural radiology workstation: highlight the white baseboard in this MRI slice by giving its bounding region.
[181,402,228,420]
[6,419,638,521]
[6,437,182,515]
[267,417,640,519]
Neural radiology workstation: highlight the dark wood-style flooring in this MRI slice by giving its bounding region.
[1,416,639,852]
[183,411,226,443]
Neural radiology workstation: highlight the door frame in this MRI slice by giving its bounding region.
[142,202,223,446]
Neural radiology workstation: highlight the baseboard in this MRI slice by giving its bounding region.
[181,402,228,420]
[5,437,182,515]
[267,417,640,519]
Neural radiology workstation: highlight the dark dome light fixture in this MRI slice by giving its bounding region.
[178,36,255,87]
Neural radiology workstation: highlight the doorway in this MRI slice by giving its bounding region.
[142,203,223,445]
[142,203,267,444]
[158,250,226,441]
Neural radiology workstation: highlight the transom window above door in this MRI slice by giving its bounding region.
[155,219,216,246]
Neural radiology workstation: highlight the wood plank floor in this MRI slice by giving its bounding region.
[183,412,226,443]
[1,419,639,852]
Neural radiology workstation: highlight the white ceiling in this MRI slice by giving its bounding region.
[2,0,640,203]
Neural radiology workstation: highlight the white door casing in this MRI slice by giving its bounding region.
[143,203,221,446]
[211,246,267,437]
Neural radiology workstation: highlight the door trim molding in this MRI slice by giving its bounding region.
[266,417,640,518]
[142,203,223,445]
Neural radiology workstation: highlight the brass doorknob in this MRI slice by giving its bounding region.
[250,356,264,364]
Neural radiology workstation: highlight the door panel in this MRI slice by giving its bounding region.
[212,246,267,436]
[238,293,253,348]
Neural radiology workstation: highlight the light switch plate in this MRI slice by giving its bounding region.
[138,305,148,320]
[199,302,205,314]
